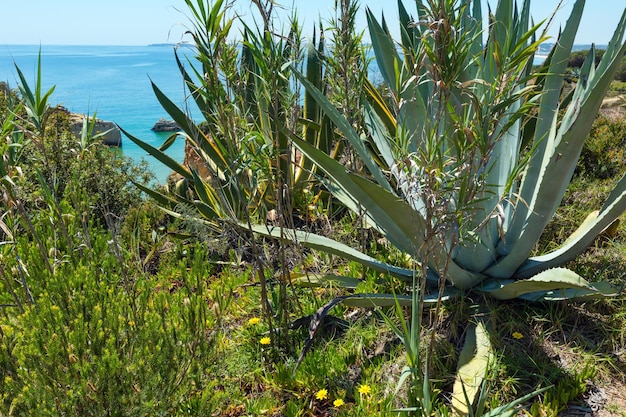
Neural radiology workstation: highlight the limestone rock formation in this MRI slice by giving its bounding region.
[69,113,122,146]
[152,118,181,132]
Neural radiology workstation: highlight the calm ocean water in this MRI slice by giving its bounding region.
[1,44,553,183]
[0,44,193,183]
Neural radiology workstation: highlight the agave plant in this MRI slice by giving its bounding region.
[127,0,625,413]
[254,0,626,304]
[260,0,626,414]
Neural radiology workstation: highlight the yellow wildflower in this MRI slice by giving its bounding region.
[260,336,271,345]
[315,389,328,400]
[248,317,261,325]
[358,384,371,395]
[512,331,524,340]
[333,398,345,407]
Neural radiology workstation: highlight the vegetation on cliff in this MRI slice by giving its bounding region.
[1,1,626,416]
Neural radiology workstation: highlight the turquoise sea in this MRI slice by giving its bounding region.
[0,44,193,183]
[0,44,560,183]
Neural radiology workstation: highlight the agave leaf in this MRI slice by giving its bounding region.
[364,77,396,134]
[366,7,402,93]
[131,180,182,208]
[497,86,626,277]
[303,29,323,144]
[492,9,626,277]
[190,170,224,219]
[151,80,230,171]
[602,168,626,210]
[341,291,459,308]
[293,69,392,192]
[293,134,487,289]
[397,0,419,71]
[517,281,621,302]
[174,50,212,117]
[151,81,200,137]
[563,210,601,247]
[515,155,626,278]
[246,223,424,282]
[478,267,620,300]
[503,0,586,250]
[121,126,192,180]
[158,132,181,152]
[289,273,361,289]
[363,101,396,170]
[451,319,493,417]
[291,135,423,252]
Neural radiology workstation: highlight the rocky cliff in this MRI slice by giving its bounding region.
[68,113,122,146]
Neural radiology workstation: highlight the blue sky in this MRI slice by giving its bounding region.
[0,0,622,46]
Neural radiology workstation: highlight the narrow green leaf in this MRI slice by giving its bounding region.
[246,223,422,281]
[341,291,459,308]
[367,7,401,93]
[289,273,361,289]
[120,126,192,180]
[293,69,393,192]
[131,180,181,207]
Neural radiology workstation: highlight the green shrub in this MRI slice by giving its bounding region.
[1,235,221,416]
[568,49,604,68]
[607,80,626,94]
[22,107,153,226]
[578,115,626,179]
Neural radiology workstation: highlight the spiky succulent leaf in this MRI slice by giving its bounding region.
[291,135,486,289]
[478,268,620,300]
[451,319,493,417]
[491,4,626,278]
[121,126,192,180]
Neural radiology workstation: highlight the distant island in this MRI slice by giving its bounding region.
[148,42,194,47]
[539,42,609,53]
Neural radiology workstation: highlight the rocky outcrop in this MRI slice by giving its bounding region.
[69,113,122,147]
[152,118,181,132]
[166,139,211,192]
[183,139,211,179]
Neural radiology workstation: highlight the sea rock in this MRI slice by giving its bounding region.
[68,113,122,147]
[152,118,180,132]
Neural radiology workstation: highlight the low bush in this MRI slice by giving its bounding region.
[578,115,626,180]
[1,236,221,416]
